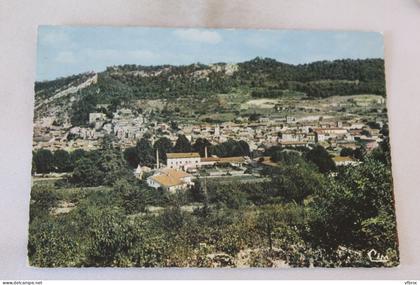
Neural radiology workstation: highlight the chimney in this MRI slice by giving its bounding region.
[204,146,208,158]
[156,149,160,169]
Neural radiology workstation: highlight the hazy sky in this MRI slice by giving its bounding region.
[36,26,384,81]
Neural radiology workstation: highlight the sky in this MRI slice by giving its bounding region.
[36,26,384,81]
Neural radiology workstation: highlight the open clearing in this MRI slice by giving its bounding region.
[241,99,278,109]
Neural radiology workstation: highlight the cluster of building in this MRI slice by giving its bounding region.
[33,108,149,151]
[139,148,249,192]
[177,117,384,156]
[33,101,385,160]
[33,100,387,192]
[276,120,381,151]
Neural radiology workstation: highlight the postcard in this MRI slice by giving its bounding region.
[29,27,398,267]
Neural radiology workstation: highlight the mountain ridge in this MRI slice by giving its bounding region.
[35,57,384,84]
[34,57,386,126]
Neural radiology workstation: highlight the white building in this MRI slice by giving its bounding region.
[332,156,360,167]
[134,164,152,180]
[89,113,106,124]
[166,152,201,170]
[286,116,297,124]
[214,125,220,136]
[315,128,348,142]
[146,168,194,193]
[280,130,305,142]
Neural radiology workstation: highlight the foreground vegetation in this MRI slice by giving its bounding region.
[28,138,398,267]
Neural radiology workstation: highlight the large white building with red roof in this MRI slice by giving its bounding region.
[146,168,194,193]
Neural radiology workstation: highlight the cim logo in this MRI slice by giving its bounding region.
[367,249,389,263]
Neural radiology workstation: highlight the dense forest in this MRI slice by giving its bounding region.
[72,58,386,102]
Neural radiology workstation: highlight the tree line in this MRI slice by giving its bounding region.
[124,135,250,168]
[32,135,251,177]
[32,149,86,174]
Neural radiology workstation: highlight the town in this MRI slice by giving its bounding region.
[32,93,387,192]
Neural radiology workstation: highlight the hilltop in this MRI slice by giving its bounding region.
[34,57,386,127]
